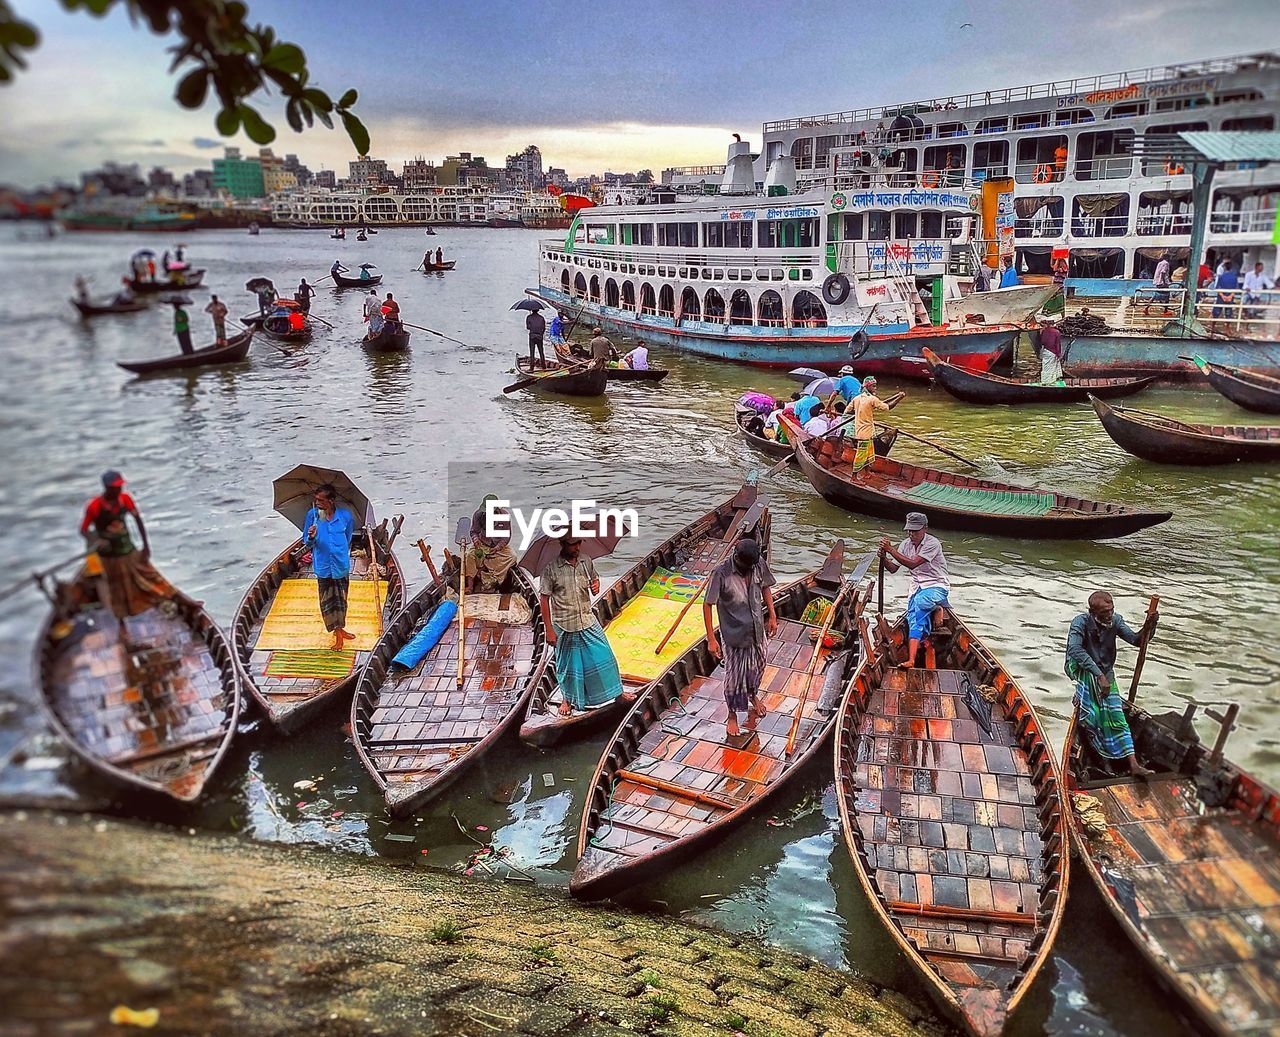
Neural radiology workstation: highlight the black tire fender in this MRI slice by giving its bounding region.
[848,330,869,361]
[822,272,851,307]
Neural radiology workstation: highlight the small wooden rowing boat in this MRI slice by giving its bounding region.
[422,260,456,272]
[129,269,206,293]
[517,355,665,384]
[788,414,1170,539]
[1188,356,1280,415]
[333,271,383,289]
[520,481,771,749]
[736,405,898,461]
[554,343,669,382]
[71,297,147,317]
[571,541,862,901]
[363,324,411,352]
[351,566,553,817]
[34,572,242,803]
[514,357,608,397]
[924,348,1156,405]
[1091,396,1280,465]
[232,537,406,734]
[260,312,313,342]
[117,329,254,375]
[835,608,1068,1037]
[1064,699,1280,1037]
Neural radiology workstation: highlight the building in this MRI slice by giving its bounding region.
[80,162,146,197]
[402,157,437,190]
[504,145,545,191]
[547,167,570,189]
[283,153,312,187]
[313,169,337,189]
[348,155,390,188]
[438,152,496,187]
[212,147,265,199]
[182,169,216,197]
[257,148,298,194]
[147,166,179,194]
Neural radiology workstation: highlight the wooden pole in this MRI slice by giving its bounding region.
[454,517,471,690]
[886,425,984,471]
[877,552,885,616]
[366,527,383,634]
[1126,594,1160,704]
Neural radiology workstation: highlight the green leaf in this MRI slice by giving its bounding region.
[215,106,241,136]
[341,110,370,156]
[337,88,357,109]
[175,67,209,108]
[9,20,39,47]
[314,107,333,130]
[239,104,276,145]
[262,42,304,74]
[302,87,331,109]
[285,98,303,133]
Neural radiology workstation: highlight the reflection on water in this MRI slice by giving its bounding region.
[2,227,1276,1037]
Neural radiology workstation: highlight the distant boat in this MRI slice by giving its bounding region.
[60,201,197,233]
[247,221,260,236]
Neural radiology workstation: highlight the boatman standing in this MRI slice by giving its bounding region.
[171,298,193,355]
[704,536,777,739]
[526,308,548,368]
[1037,316,1064,385]
[331,259,349,279]
[880,513,949,669]
[295,278,316,314]
[538,534,626,717]
[588,327,615,371]
[843,377,901,470]
[205,294,228,345]
[296,483,356,652]
[1065,592,1157,779]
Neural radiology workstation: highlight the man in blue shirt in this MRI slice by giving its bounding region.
[832,365,862,406]
[999,258,1020,289]
[792,393,823,425]
[298,483,356,650]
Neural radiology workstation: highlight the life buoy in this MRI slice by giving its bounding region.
[1165,161,1185,175]
[822,272,851,306]
[848,330,870,361]
[1032,164,1051,184]
[921,171,939,188]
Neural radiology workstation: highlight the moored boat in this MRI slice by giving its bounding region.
[232,535,406,734]
[516,354,664,383]
[422,260,456,272]
[129,269,207,293]
[553,343,669,382]
[1063,698,1280,1037]
[785,413,1171,538]
[571,541,862,900]
[835,607,1068,1037]
[1090,396,1280,465]
[924,348,1156,405]
[362,323,411,352]
[116,329,255,375]
[513,357,608,397]
[34,571,241,803]
[1190,356,1280,415]
[351,565,552,817]
[71,297,148,317]
[520,481,771,749]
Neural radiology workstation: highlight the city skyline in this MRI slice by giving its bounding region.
[0,0,1276,187]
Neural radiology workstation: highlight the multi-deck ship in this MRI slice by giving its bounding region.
[269,186,570,229]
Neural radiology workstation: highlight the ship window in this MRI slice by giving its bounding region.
[791,137,816,170]
[1141,122,1208,173]
[704,222,725,248]
[727,269,740,280]
[729,289,753,325]
[758,290,784,326]
[757,217,819,248]
[680,287,701,320]
[1072,194,1130,237]
[589,275,601,301]
[921,212,944,237]
[658,284,675,316]
[895,212,919,238]
[1055,108,1095,126]
[866,211,891,240]
[772,269,785,281]
[678,268,688,278]
[704,288,725,318]
[1106,101,1148,120]
[1222,115,1275,131]
[1014,111,1051,131]
[975,117,1008,135]
[560,270,571,293]
[1135,192,1192,235]
[725,221,753,248]
[621,281,636,307]
[1216,89,1263,105]
[842,213,864,240]
[923,145,966,185]
[936,121,966,139]
[801,269,813,280]
[604,278,620,306]
[1069,248,1124,278]
[1075,130,1133,180]
[573,273,587,298]
[1015,135,1069,183]
[973,140,1009,180]
[793,291,827,327]
[640,283,657,314]
[715,269,725,279]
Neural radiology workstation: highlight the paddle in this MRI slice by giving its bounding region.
[502,358,594,395]
[884,425,984,471]
[366,526,384,634]
[400,321,471,348]
[1126,595,1160,704]
[416,538,445,588]
[785,552,874,756]
[309,313,335,329]
[454,516,471,689]
[877,551,885,616]
[314,274,334,286]
[653,498,766,655]
[0,550,91,602]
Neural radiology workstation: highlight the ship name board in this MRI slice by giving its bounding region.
[1056,75,1219,109]
[719,206,821,220]
[856,240,949,274]
[833,190,978,210]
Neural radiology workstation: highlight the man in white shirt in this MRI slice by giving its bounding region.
[880,512,950,669]
[802,410,832,436]
[623,344,649,370]
[1243,261,1275,317]
[363,289,381,320]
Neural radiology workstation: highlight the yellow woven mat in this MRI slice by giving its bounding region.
[607,593,709,683]
[254,578,388,651]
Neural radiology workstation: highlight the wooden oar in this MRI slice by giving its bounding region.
[416,538,445,588]
[653,498,766,654]
[877,551,885,616]
[400,321,470,348]
[0,550,91,602]
[502,358,593,395]
[366,527,383,634]
[454,517,471,689]
[314,274,334,285]
[1126,594,1160,703]
[309,312,335,329]
[884,424,984,471]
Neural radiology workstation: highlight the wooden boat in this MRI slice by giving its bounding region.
[351,565,553,817]
[514,357,608,397]
[422,260,456,272]
[517,355,665,384]
[332,271,383,289]
[555,343,669,382]
[835,608,1068,1037]
[260,310,313,342]
[1063,699,1280,1037]
[129,269,206,293]
[520,481,772,749]
[363,323,411,352]
[330,229,345,240]
[924,348,1156,405]
[356,232,368,242]
[116,329,254,375]
[736,405,898,461]
[34,571,242,803]
[1190,357,1280,415]
[571,542,863,901]
[1091,397,1280,465]
[232,537,406,734]
[71,297,147,317]
[787,413,1170,539]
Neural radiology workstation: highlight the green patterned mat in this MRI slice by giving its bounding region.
[264,649,357,679]
[899,481,1055,516]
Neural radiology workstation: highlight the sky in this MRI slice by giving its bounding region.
[0,0,1276,187]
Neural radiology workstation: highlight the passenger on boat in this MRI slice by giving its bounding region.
[526,309,547,367]
[79,470,185,639]
[171,300,193,355]
[205,294,228,345]
[113,278,134,305]
[358,266,371,280]
[973,265,991,293]
[363,289,381,323]
[367,303,385,336]
[589,327,615,370]
[703,536,777,739]
[802,410,832,436]
[382,293,400,320]
[791,393,823,425]
[843,377,900,469]
[879,513,949,670]
[548,311,565,345]
[999,258,1020,289]
[146,259,157,282]
[297,483,357,652]
[1037,316,1064,384]
[256,285,275,316]
[435,248,444,266]
[763,404,787,442]
[538,534,625,716]
[832,366,862,407]
[623,343,649,370]
[1065,591,1157,778]
[287,309,306,332]
[74,276,90,304]
[463,497,517,594]
[295,279,315,314]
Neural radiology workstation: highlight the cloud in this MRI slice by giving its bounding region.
[192,137,221,149]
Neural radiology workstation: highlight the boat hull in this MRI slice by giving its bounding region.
[333,273,383,289]
[926,348,1156,405]
[517,359,608,396]
[363,327,411,352]
[1091,397,1280,465]
[531,287,1013,380]
[117,330,254,375]
[130,270,206,293]
[942,283,1059,326]
[72,298,148,317]
[1204,364,1280,415]
[1037,330,1280,381]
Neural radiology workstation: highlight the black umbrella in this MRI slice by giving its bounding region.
[245,277,275,294]
[272,464,373,531]
[958,672,994,738]
[131,248,156,260]
[161,294,194,305]
[510,299,546,312]
[358,263,379,270]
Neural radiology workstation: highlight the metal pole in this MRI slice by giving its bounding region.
[1179,160,1217,334]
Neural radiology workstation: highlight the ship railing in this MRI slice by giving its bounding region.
[1013,162,1068,185]
[1136,213,1194,235]
[1210,209,1277,235]
[818,169,986,193]
[539,242,827,272]
[1189,287,1280,339]
[1073,157,1136,181]
[1014,218,1066,237]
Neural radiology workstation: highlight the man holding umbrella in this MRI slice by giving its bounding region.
[296,483,356,652]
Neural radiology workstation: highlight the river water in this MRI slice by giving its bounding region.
[1,226,1276,1037]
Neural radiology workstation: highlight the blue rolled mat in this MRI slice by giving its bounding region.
[391,598,458,669]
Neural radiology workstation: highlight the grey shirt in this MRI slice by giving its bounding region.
[539,555,598,632]
[1065,612,1141,680]
[590,335,613,366]
[898,534,949,594]
[705,557,776,650]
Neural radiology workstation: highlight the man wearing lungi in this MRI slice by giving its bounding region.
[880,512,949,669]
[704,537,777,739]
[539,535,625,716]
[1065,591,1157,778]
[844,378,901,471]
[79,470,185,639]
[299,484,356,651]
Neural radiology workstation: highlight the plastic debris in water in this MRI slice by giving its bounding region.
[385,833,415,843]
[293,779,318,791]
[109,1005,159,1028]
[542,773,555,788]
[420,848,429,855]
[475,825,488,832]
